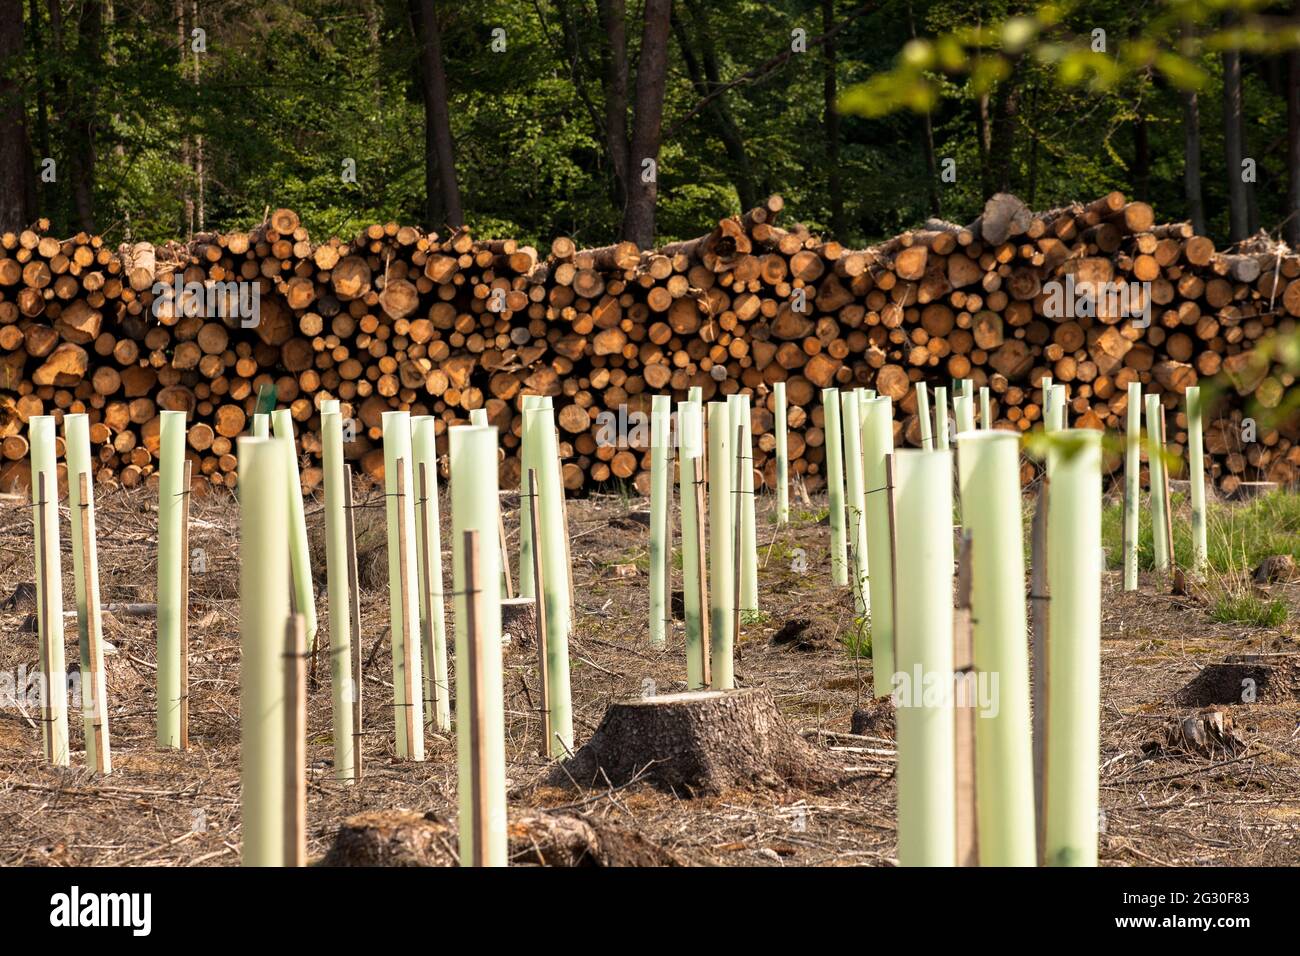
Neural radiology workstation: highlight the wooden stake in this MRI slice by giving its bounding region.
[344,465,363,782]
[953,533,978,867]
[693,455,711,687]
[36,472,54,763]
[179,459,192,750]
[283,613,307,867]
[77,473,109,775]
[463,529,490,866]
[1029,477,1050,867]
[395,458,417,758]
[497,508,514,599]
[527,469,551,755]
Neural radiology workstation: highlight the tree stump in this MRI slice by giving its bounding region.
[549,688,843,796]
[322,811,457,867]
[321,809,684,867]
[500,597,538,651]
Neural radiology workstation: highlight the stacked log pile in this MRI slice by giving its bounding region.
[1,194,1297,497]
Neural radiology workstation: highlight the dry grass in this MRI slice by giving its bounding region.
[0,481,1297,867]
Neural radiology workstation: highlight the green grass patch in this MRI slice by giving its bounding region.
[1101,489,1300,574]
[1209,591,1289,628]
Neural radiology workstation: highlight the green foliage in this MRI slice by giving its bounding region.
[841,616,872,658]
[9,0,1300,247]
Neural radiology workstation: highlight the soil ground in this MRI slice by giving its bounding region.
[0,482,1297,867]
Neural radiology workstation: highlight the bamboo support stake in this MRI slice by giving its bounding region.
[382,412,424,759]
[933,386,950,450]
[1145,396,1171,573]
[862,398,895,699]
[822,388,848,586]
[412,417,450,734]
[283,614,307,868]
[957,430,1036,866]
[775,381,789,524]
[522,406,573,754]
[321,410,356,782]
[707,402,735,689]
[450,427,507,867]
[1044,429,1102,867]
[953,534,977,867]
[64,414,110,773]
[979,387,991,430]
[1123,383,1142,591]
[649,395,672,647]
[157,410,185,749]
[1186,386,1208,573]
[1030,478,1049,866]
[678,401,708,688]
[527,469,551,755]
[271,410,318,652]
[915,382,932,450]
[344,465,364,781]
[179,459,192,750]
[840,392,868,615]
[239,437,289,866]
[893,449,955,867]
[30,425,69,765]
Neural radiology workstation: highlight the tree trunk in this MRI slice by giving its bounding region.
[619,0,671,247]
[27,0,48,217]
[597,0,630,213]
[908,1,940,217]
[1288,1,1300,247]
[410,0,462,229]
[674,0,759,212]
[989,69,1021,195]
[0,0,32,230]
[175,0,191,234]
[190,0,203,231]
[1222,21,1249,242]
[821,0,845,237]
[1133,96,1150,202]
[1181,22,1206,235]
[975,89,992,197]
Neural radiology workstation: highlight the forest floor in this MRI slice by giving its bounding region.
[0,482,1297,867]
